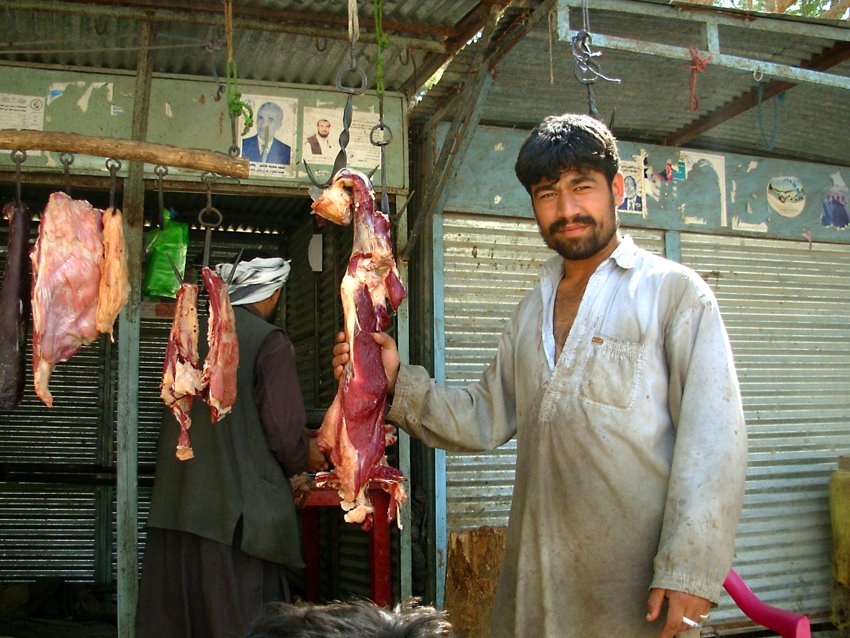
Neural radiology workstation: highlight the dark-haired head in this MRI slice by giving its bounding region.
[515,113,620,195]
[246,598,452,638]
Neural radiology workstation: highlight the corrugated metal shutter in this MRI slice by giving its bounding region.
[0,224,111,582]
[440,214,665,530]
[679,232,850,624]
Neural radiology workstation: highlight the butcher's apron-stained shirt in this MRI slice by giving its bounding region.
[387,236,748,638]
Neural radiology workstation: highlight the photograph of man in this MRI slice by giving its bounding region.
[304,118,334,156]
[242,101,292,165]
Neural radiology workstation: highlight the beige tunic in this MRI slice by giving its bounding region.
[387,238,747,637]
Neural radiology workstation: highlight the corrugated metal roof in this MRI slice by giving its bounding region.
[2,0,846,166]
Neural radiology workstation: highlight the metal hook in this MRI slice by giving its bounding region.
[10,150,26,206]
[225,247,244,286]
[105,158,122,212]
[59,152,74,196]
[154,164,168,227]
[166,254,184,286]
[398,46,411,66]
[315,37,328,52]
[753,68,764,83]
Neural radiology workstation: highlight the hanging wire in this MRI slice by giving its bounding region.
[371,0,393,218]
[154,164,169,228]
[303,0,367,191]
[548,8,557,85]
[224,0,253,156]
[10,150,26,206]
[59,152,74,196]
[105,158,122,212]
[757,82,785,151]
[571,0,620,119]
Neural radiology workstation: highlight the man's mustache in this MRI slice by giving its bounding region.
[548,215,596,234]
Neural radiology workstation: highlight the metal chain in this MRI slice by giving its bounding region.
[198,172,222,269]
[304,0,367,190]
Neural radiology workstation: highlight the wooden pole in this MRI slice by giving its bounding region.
[0,129,250,179]
[116,19,154,638]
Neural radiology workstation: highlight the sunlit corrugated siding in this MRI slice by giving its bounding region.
[440,214,665,529]
[679,232,850,624]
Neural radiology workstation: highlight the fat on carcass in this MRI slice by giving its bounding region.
[31,192,103,407]
[160,282,204,460]
[95,208,130,339]
[311,168,407,529]
[0,201,31,410]
[200,266,238,422]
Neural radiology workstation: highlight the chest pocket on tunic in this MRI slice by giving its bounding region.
[579,335,644,411]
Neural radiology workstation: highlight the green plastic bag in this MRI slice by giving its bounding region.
[143,211,188,299]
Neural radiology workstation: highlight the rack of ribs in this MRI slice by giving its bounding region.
[311,168,407,529]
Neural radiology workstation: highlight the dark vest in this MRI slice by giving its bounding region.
[148,306,303,567]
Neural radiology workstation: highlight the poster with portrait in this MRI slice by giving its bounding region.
[302,107,339,161]
[618,155,646,216]
[299,106,382,182]
[241,94,298,178]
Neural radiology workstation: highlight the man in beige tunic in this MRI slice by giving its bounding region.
[333,113,748,637]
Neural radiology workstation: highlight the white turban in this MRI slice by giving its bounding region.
[215,256,291,306]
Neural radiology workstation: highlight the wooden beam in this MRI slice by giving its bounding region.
[0,129,250,179]
[664,41,850,147]
[821,0,850,18]
[402,5,503,259]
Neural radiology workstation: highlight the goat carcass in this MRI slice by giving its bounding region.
[311,168,407,528]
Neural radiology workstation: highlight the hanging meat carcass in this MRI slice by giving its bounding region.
[95,208,130,339]
[200,266,238,422]
[311,168,407,528]
[160,267,239,459]
[0,201,31,410]
[160,282,204,460]
[31,192,103,407]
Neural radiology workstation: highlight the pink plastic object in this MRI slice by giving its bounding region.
[723,569,811,638]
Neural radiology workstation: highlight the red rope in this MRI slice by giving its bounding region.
[686,47,712,112]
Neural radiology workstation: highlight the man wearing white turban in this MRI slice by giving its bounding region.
[138,250,328,638]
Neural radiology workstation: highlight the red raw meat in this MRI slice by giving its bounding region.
[0,201,31,410]
[200,266,238,422]
[30,192,103,407]
[311,168,407,528]
[160,282,204,460]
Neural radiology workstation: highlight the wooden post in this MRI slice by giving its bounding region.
[116,19,154,638]
[444,526,507,637]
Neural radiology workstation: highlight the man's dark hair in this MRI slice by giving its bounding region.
[246,598,452,638]
[514,113,620,194]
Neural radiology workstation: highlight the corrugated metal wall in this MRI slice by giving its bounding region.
[440,213,848,627]
[440,215,665,529]
[679,232,850,623]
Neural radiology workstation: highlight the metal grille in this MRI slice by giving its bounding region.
[680,232,850,624]
[440,213,665,529]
